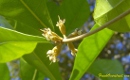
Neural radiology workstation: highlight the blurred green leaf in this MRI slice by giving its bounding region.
[0,63,10,80]
[0,0,54,35]
[36,73,45,80]
[20,58,36,80]
[46,0,90,34]
[88,59,124,80]
[0,27,46,42]
[20,58,45,80]
[0,27,48,63]
[69,24,114,80]
[23,43,62,80]
[94,0,130,32]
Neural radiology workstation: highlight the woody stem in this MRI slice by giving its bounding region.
[62,9,130,43]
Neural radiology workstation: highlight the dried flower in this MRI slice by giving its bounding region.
[47,50,57,63]
[56,16,66,38]
[56,16,78,56]
[71,49,78,56]
[41,16,80,63]
[47,44,62,63]
[40,28,63,43]
[67,42,77,56]
[68,28,83,38]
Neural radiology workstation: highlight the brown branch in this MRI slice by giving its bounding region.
[63,9,130,43]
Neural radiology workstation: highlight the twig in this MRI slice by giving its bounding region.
[63,9,130,43]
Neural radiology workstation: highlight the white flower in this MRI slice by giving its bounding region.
[47,50,57,63]
[56,16,65,28]
[46,44,62,63]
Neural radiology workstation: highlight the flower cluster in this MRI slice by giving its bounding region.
[41,16,80,63]
[40,28,62,44]
[47,44,62,63]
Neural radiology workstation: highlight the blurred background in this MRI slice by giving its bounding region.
[8,0,130,80]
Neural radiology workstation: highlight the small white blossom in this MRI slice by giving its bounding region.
[46,44,62,63]
[56,16,65,28]
[47,50,57,63]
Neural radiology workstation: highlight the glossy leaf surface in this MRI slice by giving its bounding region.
[0,26,47,63]
[0,0,54,35]
[70,24,114,80]
[94,0,130,32]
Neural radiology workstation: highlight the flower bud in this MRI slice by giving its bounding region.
[56,16,66,38]
[67,42,77,56]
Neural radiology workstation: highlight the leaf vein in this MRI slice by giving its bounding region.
[20,0,47,28]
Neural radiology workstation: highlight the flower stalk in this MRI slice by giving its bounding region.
[41,16,78,63]
[40,9,130,63]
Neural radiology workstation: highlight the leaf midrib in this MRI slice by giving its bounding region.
[20,0,47,28]
[33,52,56,80]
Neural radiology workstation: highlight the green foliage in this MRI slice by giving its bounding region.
[88,59,124,80]
[20,58,45,80]
[0,0,54,35]
[0,0,129,80]
[69,24,114,80]
[0,63,10,80]
[94,0,130,32]
[23,43,62,80]
[46,0,90,34]
[0,26,47,63]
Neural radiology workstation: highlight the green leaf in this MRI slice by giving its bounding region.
[93,0,130,32]
[46,0,90,34]
[69,24,114,80]
[0,63,10,80]
[0,0,54,35]
[0,27,46,42]
[0,27,48,63]
[20,58,45,80]
[88,59,124,80]
[23,43,62,80]
[35,72,45,80]
[20,58,36,80]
